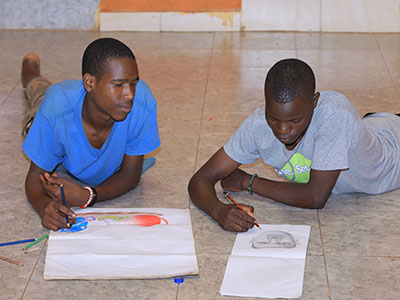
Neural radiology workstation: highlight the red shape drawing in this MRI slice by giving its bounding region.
[128,215,169,227]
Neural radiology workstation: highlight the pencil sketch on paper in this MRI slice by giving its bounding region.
[251,231,296,249]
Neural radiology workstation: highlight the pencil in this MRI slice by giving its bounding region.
[0,238,35,247]
[60,184,70,227]
[224,192,261,229]
[0,255,23,266]
[23,233,48,250]
[24,247,40,254]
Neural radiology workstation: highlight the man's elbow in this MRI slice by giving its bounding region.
[307,194,329,209]
[123,172,141,191]
[310,201,326,209]
[131,176,141,190]
[188,175,198,199]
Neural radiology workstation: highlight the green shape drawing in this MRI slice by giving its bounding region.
[279,153,311,183]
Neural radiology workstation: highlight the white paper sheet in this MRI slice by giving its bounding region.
[44,208,199,280]
[220,224,311,299]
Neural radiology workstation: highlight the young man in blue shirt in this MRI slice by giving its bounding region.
[22,38,160,231]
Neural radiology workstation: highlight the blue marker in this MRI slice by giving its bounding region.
[0,238,35,247]
[60,184,70,227]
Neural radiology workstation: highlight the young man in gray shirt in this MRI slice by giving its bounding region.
[189,58,400,232]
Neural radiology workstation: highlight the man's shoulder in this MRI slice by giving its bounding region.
[318,91,354,110]
[46,79,83,95]
[249,107,267,124]
[237,107,272,138]
[311,91,361,135]
[40,79,85,118]
[316,91,359,118]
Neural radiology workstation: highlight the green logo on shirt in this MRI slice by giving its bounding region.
[276,153,311,183]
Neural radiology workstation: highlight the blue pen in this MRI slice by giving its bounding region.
[0,238,35,247]
[60,184,70,227]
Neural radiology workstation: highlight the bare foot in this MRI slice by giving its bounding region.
[21,53,40,88]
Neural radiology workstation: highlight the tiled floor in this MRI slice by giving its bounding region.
[0,30,400,300]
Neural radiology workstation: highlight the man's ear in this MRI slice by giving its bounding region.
[312,92,320,109]
[82,73,96,93]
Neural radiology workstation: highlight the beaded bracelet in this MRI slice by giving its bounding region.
[88,186,97,207]
[248,173,258,195]
[80,186,97,208]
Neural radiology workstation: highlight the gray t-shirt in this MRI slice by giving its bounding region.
[224,91,400,194]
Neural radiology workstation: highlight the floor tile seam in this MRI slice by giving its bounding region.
[375,33,400,100]
[319,3,322,32]
[320,209,400,213]
[42,31,56,50]
[192,33,215,175]
[0,82,18,107]
[20,240,47,300]
[247,207,327,212]
[188,34,215,211]
[306,253,324,258]
[142,166,195,172]
[324,254,400,259]
[317,209,332,300]
[296,49,384,58]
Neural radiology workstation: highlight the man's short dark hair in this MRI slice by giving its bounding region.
[82,37,135,78]
[264,58,315,104]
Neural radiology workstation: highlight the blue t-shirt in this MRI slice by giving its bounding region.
[22,79,160,186]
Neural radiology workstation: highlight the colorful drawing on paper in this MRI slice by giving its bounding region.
[60,212,169,233]
[44,208,199,280]
[250,231,296,249]
[60,217,88,232]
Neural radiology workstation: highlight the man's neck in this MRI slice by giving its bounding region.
[81,95,114,149]
[82,95,114,131]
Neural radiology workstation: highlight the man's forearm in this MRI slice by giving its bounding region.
[188,172,225,220]
[25,176,52,217]
[250,177,323,208]
[94,169,141,202]
[249,169,340,208]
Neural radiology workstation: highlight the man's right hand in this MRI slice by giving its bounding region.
[214,203,256,232]
[25,161,78,231]
[39,199,76,231]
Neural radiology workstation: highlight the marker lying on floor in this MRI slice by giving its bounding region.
[0,238,35,247]
[224,192,261,230]
[0,255,23,266]
[23,234,48,250]
[24,247,41,254]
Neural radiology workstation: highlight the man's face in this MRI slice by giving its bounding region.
[91,57,139,122]
[265,89,319,150]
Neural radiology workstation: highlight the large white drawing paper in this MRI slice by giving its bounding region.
[44,208,199,280]
[220,224,311,299]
